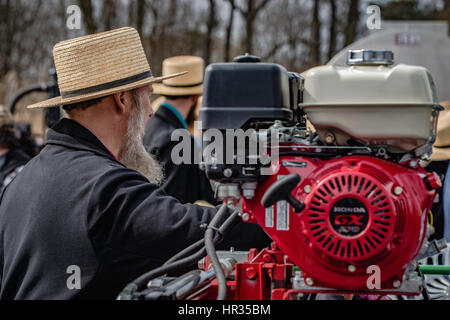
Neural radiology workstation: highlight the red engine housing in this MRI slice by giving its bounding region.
[242,156,437,291]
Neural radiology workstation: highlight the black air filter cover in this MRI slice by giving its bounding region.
[200,61,294,129]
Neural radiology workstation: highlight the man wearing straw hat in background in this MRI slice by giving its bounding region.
[0,27,256,300]
[144,57,271,252]
[0,105,31,194]
[143,56,216,206]
[429,101,450,243]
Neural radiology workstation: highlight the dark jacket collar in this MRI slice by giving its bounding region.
[155,104,186,130]
[0,148,30,176]
[46,119,121,164]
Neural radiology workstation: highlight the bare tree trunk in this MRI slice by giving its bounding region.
[237,0,272,55]
[245,0,255,54]
[78,0,97,34]
[327,0,337,61]
[224,0,236,62]
[344,0,360,47]
[102,0,116,31]
[128,0,136,27]
[59,0,69,39]
[310,0,321,66]
[1,0,13,77]
[204,0,217,66]
[136,0,146,36]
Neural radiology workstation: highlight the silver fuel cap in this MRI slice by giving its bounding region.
[347,49,394,66]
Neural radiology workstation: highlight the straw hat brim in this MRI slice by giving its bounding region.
[27,72,187,109]
[432,147,450,162]
[150,96,166,113]
[152,83,203,96]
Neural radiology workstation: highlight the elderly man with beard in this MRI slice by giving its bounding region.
[0,28,241,300]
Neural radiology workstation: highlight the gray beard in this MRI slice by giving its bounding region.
[120,94,165,185]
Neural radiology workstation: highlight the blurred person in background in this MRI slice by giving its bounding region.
[429,101,450,242]
[143,56,271,251]
[143,56,215,205]
[0,104,31,194]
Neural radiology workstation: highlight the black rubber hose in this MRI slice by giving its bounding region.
[163,238,204,266]
[205,215,227,300]
[119,204,239,300]
[143,270,201,300]
[164,207,242,266]
[10,84,48,114]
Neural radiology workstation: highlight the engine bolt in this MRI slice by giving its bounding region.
[305,277,314,286]
[394,187,403,196]
[347,264,357,273]
[263,253,272,262]
[304,185,312,194]
[245,267,257,280]
[393,280,402,288]
[325,133,335,144]
[223,168,233,178]
[242,213,251,222]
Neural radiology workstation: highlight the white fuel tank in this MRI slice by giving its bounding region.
[302,50,441,153]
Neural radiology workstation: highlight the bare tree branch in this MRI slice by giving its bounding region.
[204,0,218,66]
[78,0,97,34]
[224,0,237,61]
[328,0,337,61]
[344,0,360,47]
[310,0,321,66]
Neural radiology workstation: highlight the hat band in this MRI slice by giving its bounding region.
[61,71,153,99]
[162,81,203,89]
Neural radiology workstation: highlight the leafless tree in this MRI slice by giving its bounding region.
[78,0,98,34]
[327,0,337,61]
[344,0,360,47]
[224,0,237,62]
[102,0,117,31]
[236,0,272,54]
[310,0,321,66]
[204,0,218,65]
[136,0,147,36]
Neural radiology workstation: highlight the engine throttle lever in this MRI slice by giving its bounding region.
[261,174,305,213]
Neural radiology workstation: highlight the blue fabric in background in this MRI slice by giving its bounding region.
[160,102,188,130]
[444,164,450,242]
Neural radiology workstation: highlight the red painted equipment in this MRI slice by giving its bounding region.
[242,155,437,292]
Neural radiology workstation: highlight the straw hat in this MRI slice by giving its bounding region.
[432,101,450,161]
[153,56,204,96]
[27,27,186,109]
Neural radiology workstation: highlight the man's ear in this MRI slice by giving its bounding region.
[113,92,127,115]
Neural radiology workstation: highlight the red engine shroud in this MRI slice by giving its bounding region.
[242,156,437,291]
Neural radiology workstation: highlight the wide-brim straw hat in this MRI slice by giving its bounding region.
[153,56,204,96]
[27,27,186,109]
[432,101,450,161]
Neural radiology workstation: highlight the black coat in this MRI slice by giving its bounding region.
[0,148,31,193]
[0,119,220,300]
[427,160,449,240]
[143,106,216,205]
